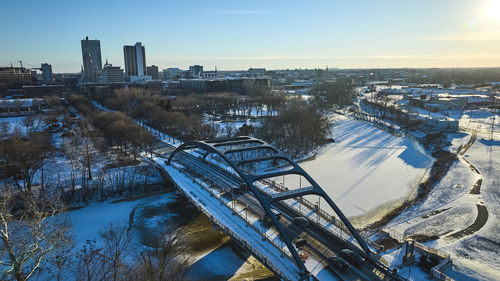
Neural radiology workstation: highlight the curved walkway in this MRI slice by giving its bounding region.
[445,133,489,241]
[447,204,488,239]
[384,132,490,244]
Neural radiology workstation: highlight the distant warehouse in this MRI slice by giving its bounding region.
[179,77,270,94]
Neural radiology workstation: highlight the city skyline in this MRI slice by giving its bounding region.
[1,0,500,72]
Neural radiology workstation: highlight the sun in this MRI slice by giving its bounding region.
[486,0,500,21]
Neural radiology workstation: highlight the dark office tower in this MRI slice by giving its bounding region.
[41,63,52,83]
[123,42,146,76]
[189,65,203,78]
[146,65,159,79]
[81,36,102,82]
[82,53,94,82]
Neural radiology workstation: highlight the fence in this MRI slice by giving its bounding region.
[383,227,454,281]
[431,258,453,281]
[263,179,352,236]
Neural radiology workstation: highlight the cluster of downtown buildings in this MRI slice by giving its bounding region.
[79,36,270,93]
[2,35,337,95]
[81,37,155,84]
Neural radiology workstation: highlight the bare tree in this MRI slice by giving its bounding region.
[79,122,102,181]
[62,135,81,200]
[46,247,72,281]
[130,229,190,281]
[0,194,72,281]
[22,116,35,134]
[4,135,47,193]
[99,223,134,281]
[0,122,10,140]
[75,240,106,281]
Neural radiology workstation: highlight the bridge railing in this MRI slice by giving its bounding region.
[262,179,352,236]
[188,151,354,237]
[172,162,295,259]
[166,164,295,280]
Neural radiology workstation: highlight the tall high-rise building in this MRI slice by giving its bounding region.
[41,63,52,83]
[81,36,102,82]
[123,42,146,76]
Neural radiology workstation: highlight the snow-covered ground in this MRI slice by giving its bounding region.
[0,116,30,135]
[279,115,434,225]
[227,106,277,117]
[66,192,177,248]
[383,122,500,280]
[381,246,436,281]
[440,137,500,281]
[202,112,262,138]
[450,109,500,138]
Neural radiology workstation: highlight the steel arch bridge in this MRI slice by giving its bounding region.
[167,136,372,277]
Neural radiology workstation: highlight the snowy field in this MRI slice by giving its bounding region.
[0,116,30,135]
[441,138,500,281]
[202,112,262,138]
[285,115,434,223]
[384,128,500,280]
[66,192,178,248]
[450,109,500,139]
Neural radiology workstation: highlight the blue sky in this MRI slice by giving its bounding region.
[1,0,500,72]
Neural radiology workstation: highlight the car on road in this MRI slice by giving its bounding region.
[327,256,350,272]
[293,216,309,228]
[295,238,307,249]
[340,249,364,265]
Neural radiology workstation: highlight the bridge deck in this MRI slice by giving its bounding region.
[158,158,307,281]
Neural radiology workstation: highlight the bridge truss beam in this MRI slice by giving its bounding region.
[167,136,372,278]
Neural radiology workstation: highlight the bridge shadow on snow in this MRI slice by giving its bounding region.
[478,138,500,146]
[186,241,249,281]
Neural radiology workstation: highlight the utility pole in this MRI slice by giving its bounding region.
[428,91,433,117]
[490,89,497,140]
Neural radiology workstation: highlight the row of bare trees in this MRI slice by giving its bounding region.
[92,86,286,141]
[66,95,155,158]
[95,89,216,141]
[310,81,356,109]
[169,85,285,117]
[358,99,424,131]
[74,224,189,281]
[258,100,330,157]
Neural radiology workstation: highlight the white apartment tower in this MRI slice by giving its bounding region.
[123,42,146,76]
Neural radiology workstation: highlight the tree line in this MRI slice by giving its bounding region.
[91,86,336,157]
[66,95,154,159]
[310,80,356,109]
[92,86,286,141]
[258,100,330,157]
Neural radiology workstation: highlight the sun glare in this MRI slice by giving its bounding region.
[487,0,500,21]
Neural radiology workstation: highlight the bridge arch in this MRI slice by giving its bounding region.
[168,136,372,277]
